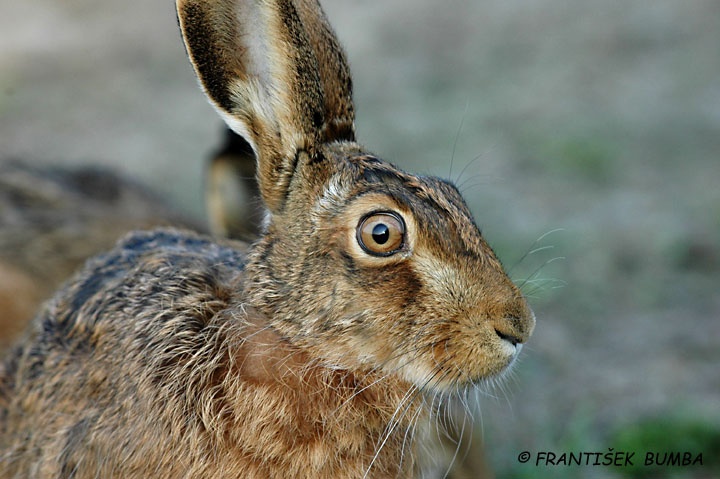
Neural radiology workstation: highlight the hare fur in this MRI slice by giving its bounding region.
[0,0,535,477]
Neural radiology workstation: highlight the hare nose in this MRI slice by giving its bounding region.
[495,328,522,346]
[490,305,535,346]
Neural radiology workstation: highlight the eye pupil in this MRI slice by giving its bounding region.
[372,224,390,244]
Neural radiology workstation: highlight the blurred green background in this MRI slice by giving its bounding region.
[1,0,718,477]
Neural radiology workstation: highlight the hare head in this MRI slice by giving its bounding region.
[177,0,534,390]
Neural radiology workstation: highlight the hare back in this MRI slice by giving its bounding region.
[1,229,244,476]
[0,228,418,478]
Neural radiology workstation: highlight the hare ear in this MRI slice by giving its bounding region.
[177,0,355,212]
[292,0,355,141]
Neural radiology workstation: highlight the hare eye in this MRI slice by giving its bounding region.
[357,212,405,256]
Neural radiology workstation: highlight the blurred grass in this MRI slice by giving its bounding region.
[535,136,619,185]
[612,416,720,478]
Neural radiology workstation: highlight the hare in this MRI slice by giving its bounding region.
[0,0,535,477]
[0,161,197,352]
[206,128,264,241]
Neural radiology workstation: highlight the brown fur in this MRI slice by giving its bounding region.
[0,0,534,477]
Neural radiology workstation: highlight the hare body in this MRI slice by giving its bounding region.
[1,229,416,478]
[1,0,534,477]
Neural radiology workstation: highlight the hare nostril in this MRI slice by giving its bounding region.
[495,329,520,346]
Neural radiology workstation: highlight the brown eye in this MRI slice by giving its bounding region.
[357,212,405,256]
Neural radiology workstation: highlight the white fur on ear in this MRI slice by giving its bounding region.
[234,3,274,87]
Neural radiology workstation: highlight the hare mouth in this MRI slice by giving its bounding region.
[497,332,523,359]
[400,345,522,392]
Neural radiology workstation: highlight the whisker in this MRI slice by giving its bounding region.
[526,244,556,256]
[521,277,567,298]
[455,170,496,193]
[453,153,484,189]
[442,401,471,479]
[516,255,566,291]
[518,256,565,292]
[508,228,565,275]
[330,341,435,416]
[364,362,454,478]
[399,394,426,473]
[363,384,420,479]
[448,101,470,182]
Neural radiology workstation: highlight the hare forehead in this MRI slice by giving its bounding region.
[311,164,481,246]
[358,164,474,229]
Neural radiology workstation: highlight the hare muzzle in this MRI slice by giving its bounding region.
[391,246,536,390]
